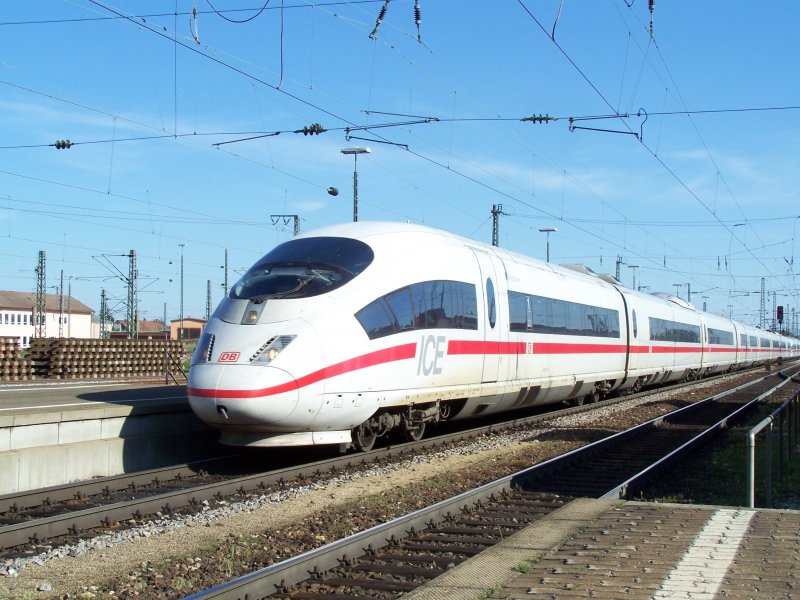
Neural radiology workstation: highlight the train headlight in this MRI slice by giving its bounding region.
[251,335,296,364]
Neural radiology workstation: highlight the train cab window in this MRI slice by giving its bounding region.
[486,278,496,329]
[230,236,374,300]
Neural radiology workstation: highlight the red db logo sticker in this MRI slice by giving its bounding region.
[219,352,240,362]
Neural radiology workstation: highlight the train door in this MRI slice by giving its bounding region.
[471,248,506,383]
[626,299,639,375]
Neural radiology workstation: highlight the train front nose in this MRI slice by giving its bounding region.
[187,363,300,427]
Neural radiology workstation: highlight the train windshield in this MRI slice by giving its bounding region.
[230,236,374,300]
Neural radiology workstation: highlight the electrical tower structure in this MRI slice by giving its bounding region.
[58,270,64,338]
[222,248,229,295]
[35,250,46,338]
[99,289,109,339]
[270,214,300,236]
[126,250,138,339]
[490,204,506,247]
[206,280,212,321]
[759,277,766,329]
[772,290,777,332]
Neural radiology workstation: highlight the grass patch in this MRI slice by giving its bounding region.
[514,561,531,573]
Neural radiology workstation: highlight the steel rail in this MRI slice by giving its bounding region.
[601,369,799,500]
[0,455,239,514]
[183,365,800,600]
[0,364,788,551]
[0,391,627,550]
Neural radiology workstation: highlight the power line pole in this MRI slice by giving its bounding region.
[759,277,766,329]
[772,290,777,331]
[222,248,229,295]
[35,250,46,338]
[58,270,64,338]
[270,214,300,236]
[490,204,506,247]
[206,280,212,321]
[179,244,185,341]
[100,288,109,339]
[127,250,138,339]
[615,256,623,281]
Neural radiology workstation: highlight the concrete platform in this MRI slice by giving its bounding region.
[0,381,218,494]
[403,499,799,600]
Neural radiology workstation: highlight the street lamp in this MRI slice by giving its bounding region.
[340,147,371,222]
[538,227,557,263]
[627,264,640,291]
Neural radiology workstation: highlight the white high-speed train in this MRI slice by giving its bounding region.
[187,222,797,450]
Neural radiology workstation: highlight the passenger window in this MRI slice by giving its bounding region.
[355,300,397,339]
[385,288,414,330]
[632,309,638,338]
[486,278,496,329]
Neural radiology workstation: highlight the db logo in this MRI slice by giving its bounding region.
[219,352,240,362]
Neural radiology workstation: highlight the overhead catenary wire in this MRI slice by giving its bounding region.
[514,0,782,295]
[3,3,793,322]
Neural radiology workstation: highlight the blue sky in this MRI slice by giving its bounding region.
[1,1,799,330]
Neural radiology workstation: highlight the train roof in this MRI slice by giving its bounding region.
[292,222,787,336]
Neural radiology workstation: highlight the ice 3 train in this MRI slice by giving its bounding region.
[187,222,797,451]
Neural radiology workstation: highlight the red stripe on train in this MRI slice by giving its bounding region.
[188,343,417,399]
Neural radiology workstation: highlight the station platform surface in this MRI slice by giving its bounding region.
[0,380,189,424]
[0,381,216,494]
[404,498,798,600]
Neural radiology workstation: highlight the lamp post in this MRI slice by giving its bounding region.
[627,264,640,291]
[538,227,557,263]
[340,147,371,222]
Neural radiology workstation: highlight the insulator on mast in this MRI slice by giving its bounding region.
[414,0,422,43]
[369,0,391,39]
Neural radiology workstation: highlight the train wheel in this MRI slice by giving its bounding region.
[351,423,377,452]
[403,421,426,442]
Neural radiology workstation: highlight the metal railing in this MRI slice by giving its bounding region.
[747,388,800,507]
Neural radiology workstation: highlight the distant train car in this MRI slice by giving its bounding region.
[187,222,793,450]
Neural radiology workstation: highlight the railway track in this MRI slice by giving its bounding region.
[0,366,792,562]
[0,387,632,556]
[183,365,800,600]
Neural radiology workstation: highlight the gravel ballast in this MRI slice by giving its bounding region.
[0,370,778,599]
